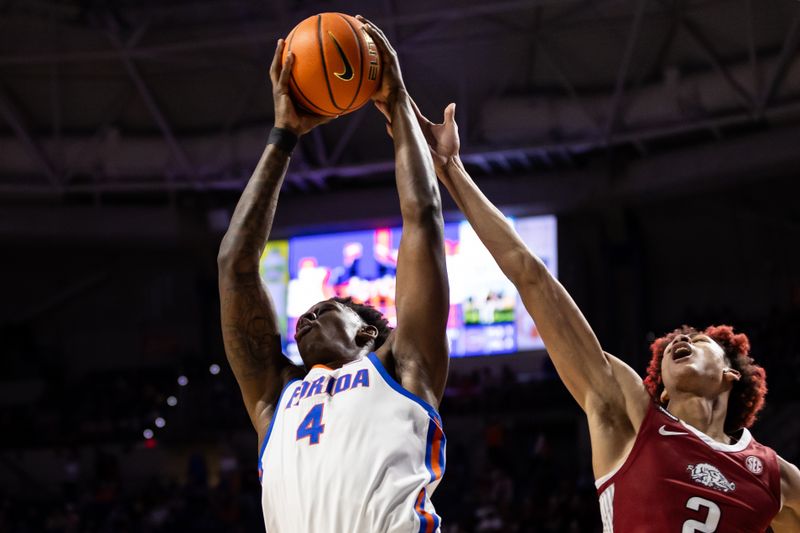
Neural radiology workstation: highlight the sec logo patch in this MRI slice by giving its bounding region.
[745,455,764,475]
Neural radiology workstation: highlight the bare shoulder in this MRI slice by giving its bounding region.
[584,353,649,430]
[778,454,800,507]
[371,331,400,387]
[769,455,800,533]
[583,352,651,480]
[604,352,651,429]
[772,502,800,532]
[373,331,395,367]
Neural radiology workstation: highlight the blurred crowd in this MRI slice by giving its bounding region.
[0,402,602,533]
[0,450,264,533]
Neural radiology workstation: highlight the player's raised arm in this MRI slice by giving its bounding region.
[359,17,449,408]
[407,103,649,424]
[217,40,330,440]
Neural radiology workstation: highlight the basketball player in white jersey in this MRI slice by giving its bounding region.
[217,17,449,533]
[383,102,800,531]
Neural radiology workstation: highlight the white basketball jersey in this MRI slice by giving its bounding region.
[259,353,446,533]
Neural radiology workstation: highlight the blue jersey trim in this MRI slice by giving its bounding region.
[424,421,436,482]
[438,432,446,479]
[423,417,447,482]
[414,487,441,533]
[367,353,442,427]
[258,378,301,479]
[417,489,429,533]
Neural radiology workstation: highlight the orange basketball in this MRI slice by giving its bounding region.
[282,13,381,117]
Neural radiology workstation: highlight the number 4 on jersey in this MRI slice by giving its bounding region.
[296,404,325,445]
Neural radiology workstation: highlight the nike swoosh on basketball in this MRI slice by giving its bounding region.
[659,425,688,436]
[328,32,354,81]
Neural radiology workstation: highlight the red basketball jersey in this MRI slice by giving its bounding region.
[595,402,781,532]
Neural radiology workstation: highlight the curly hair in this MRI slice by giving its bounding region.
[331,297,393,350]
[643,324,767,432]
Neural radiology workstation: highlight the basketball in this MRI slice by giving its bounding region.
[282,13,381,117]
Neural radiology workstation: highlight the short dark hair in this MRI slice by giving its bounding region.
[331,297,393,350]
[644,324,767,432]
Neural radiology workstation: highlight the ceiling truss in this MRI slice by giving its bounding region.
[0,0,799,199]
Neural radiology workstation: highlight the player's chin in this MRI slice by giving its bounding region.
[664,366,693,385]
[295,335,311,355]
[672,372,717,394]
[296,331,322,358]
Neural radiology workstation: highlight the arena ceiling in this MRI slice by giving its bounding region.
[1,0,800,206]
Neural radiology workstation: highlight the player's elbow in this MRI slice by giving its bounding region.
[217,239,236,272]
[217,239,250,277]
[505,248,546,288]
[217,233,256,273]
[402,192,444,228]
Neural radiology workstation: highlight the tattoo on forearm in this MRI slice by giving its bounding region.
[221,279,283,380]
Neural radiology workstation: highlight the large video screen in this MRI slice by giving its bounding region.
[260,215,557,363]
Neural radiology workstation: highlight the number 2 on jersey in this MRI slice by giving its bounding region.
[683,496,721,533]
[296,404,325,445]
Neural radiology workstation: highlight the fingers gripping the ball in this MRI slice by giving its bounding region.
[355,14,404,108]
[270,39,285,88]
[270,40,294,96]
[270,37,336,136]
[356,15,396,57]
[278,52,294,92]
[356,16,399,76]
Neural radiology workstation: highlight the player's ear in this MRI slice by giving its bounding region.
[660,389,670,403]
[357,325,379,347]
[723,368,741,383]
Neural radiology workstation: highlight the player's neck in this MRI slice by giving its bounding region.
[666,393,731,444]
[305,346,370,370]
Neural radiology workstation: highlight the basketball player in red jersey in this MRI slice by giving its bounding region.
[217,18,450,533]
[379,101,800,531]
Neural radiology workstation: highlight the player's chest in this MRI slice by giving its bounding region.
[644,430,768,489]
[273,368,429,447]
[629,431,779,530]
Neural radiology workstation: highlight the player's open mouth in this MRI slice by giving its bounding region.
[672,342,693,361]
[295,321,314,340]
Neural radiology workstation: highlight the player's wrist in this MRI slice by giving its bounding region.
[379,86,409,115]
[441,154,463,172]
[268,125,300,154]
[389,86,410,106]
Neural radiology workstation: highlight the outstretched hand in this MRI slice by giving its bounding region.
[420,102,460,169]
[270,39,333,136]
[382,100,461,170]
